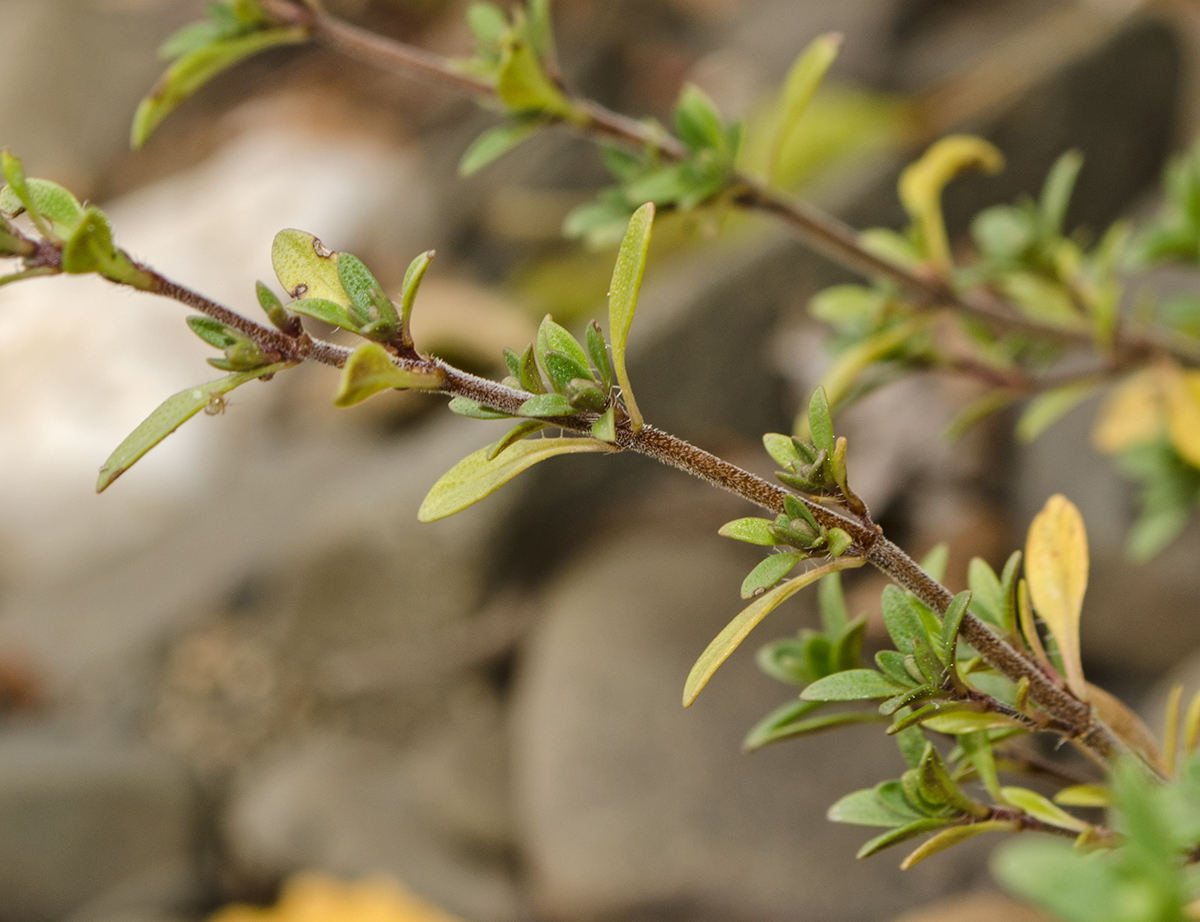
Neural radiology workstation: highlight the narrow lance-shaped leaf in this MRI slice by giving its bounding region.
[97,362,295,492]
[898,135,1004,272]
[768,33,841,185]
[399,250,435,347]
[900,820,1018,870]
[683,556,864,707]
[460,122,542,176]
[333,343,445,407]
[419,437,615,522]
[743,701,883,752]
[1024,494,1088,698]
[608,203,654,432]
[1000,786,1088,832]
[132,27,309,149]
[1015,382,1098,444]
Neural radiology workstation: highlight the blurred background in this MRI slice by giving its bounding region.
[2,0,1200,920]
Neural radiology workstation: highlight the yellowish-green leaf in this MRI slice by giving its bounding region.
[1015,382,1098,444]
[1092,370,1163,455]
[1053,784,1110,808]
[608,202,654,432]
[0,177,83,237]
[899,820,1018,870]
[767,33,841,185]
[683,556,864,707]
[333,343,445,407]
[62,206,154,289]
[1,151,51,239]
[1024,494,1088,699]
[418,437,614,523]
[97,362,294,492]
[460,122,542,176]
[1164,364,1200,468]
[920,711,1022,734]
[1000,786,1088,832]
[132,27,309,149]
[898,135,1004,271]
[718,517,784,546]
[271,229,349,307]
[496,38,572,117]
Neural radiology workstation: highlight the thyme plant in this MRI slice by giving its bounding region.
[5,1,1200,919]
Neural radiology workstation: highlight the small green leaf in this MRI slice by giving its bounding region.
[828,785,923,828]
[920,711,1021,734]
[1054,784,1110,808]
[333,343,445,407]
[487,419,550,460]
[718,517,785,546]
[565,378,607,411]
[826,527,852,557]
[899,819,1018,870]
[465,2,508,44]
[992,839,1121,922]
[448,397,512,419]
[741,552,804,599]
[807,386,834,455]
[744,700,883,751]
[537,315,591,377]
[875,651,919,687]
[959,730,1002,802]
[0,177,83,237]
[1040,149,1084,238]
[132,27,309,148]
[590,405,616,442]
[768,33,841,184]
[517,393,574,417]
[940,590,971,659]
[337,252,396,331]
[271,229,349,306]
[518,343,546,394]
[503,347,523,379]
[541,350,594,393]
[1015,382,1098,443]
[967,558,1005,628]
[817,571,849,634]
[586,320,615,391]
[802,669,909,702]
[971,205,1035,260]
[61,206,154,288]
[608,202,654,432]
[674,84,727,155]
[255,281,294,331]
[1000,786,1088,832]
[881,585,927,655]
[808,284,888,331]
[187,316,236,349]
[399,250,435,345]
[460,122,542,176]
[1,151,51,238]
[856,818,953,859]
[496,38,572,117]
[763,432,802,469]
[683,556,863,707]
[919,543,949,583]
[97,362,294,492]
[289,298,360,333]
[419,436,614,522]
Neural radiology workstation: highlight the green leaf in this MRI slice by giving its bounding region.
[802,669,909,702]
[683,556,863,707]
[97,362,294,492]
[718,517,786,546]
[585,321,614,391]
[541,350,594,393]
[818,571,849,635]
[876,650,918,687]
[132,27,308,148]
[763,432,803,469]
[460,121,542,176]
[967,557,1005,628]
[399,250,435,345]
[674,84,727,156]
[608,202,654,432]
[959,730,1002,801]
[992,839,1122,922]
[496,38,572,117]
[1,151,51,239]
[881,585,927,655]
[807,386,834,455]
[1040,149,1084,238]
[940,590,971,659]
[564,378,607,411]
[0,177,83,237]
[741,552,804,599]
[337,252,396,331]
[255,281,293,331]
[525,0,555,63]
[1054,784,1111,808]
[856,818,954,860]
[1015,382,1098,443]
[920,711,1021,734]
[466,2,508,44]
[900,819,1017,869]
[590,405,616,442]
[971,205,1035,260]
[1000,786,1088,832]
[487,419,550,460]
[419,437,614,522]
[518,343,547,394]
[744,701,883,751]
[289,298,360,333]
[333,343,445,407]
[828,785,923,828]
[537,315,591,374]
[808,284,887,331]
[448,397,512,419]
[186,315,236,349]
[61,206,154,288]
[271,229,349,306]
[517,393,574,417]
[768,33,841,184]
[919,543,949,583]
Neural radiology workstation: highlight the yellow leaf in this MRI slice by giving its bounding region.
[1024,494,1088,699]
[898,135,1004,272]
[1164,365,1200,467]
[1092,370,1163,455]
[210,872,464,922]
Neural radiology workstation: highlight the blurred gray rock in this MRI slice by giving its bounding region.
[511,497,992,922]
[224,686,521,922]
[0,731,196,922]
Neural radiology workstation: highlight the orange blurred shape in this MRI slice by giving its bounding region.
[210,873,465,922]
